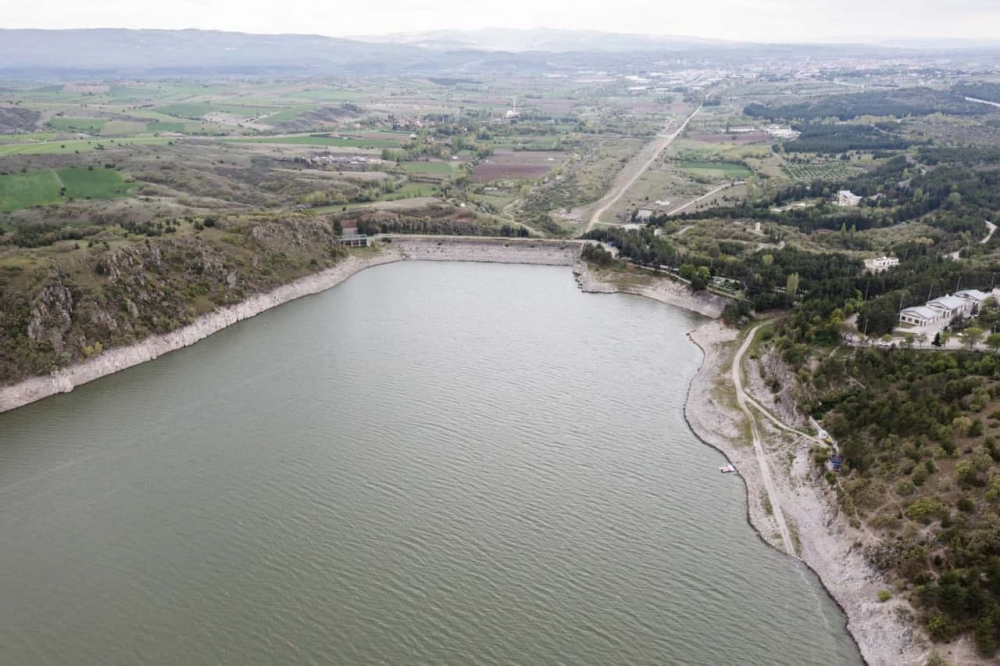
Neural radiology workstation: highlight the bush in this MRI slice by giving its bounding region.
[906,498,946,524]
[957,496,975,513]
[927,612,959,642]
[896,480,916,496]
[878,589,892,602]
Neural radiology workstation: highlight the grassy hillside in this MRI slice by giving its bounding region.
[0,167,129,212]
[0,215,349,385]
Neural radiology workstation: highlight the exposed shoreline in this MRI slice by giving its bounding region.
[683,322,924,666]
[572,266,926,665]
[0,240,925,663]
[0,237,582,414]
[573,261,729,318]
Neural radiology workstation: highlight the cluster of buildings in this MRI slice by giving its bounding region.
[898,289,993,327]
[306,154,385,167]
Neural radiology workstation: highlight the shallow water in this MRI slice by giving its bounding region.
[0,261,861,665]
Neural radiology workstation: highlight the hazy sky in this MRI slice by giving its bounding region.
[5,0,999,43]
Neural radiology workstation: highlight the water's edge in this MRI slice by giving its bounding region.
[0,240,887,664]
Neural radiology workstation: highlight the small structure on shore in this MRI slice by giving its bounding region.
[337,233,369,248]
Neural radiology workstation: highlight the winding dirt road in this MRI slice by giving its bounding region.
[732,323,795,555]
[585,103,704,232]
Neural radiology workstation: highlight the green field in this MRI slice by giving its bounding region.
[48,117,107,133]
[146,121,188,133]
[781,162,864,181]
[404,161,457,175]
[228,135,402,148]
[155,103,277,119]
[0,137,174,156]
[0,168,130,211]
[679,161,753,179]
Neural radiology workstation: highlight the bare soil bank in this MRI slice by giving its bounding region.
[685,322,930,666]
[0,238,583,413]
[1,243,950,664]
[573,262,728,318]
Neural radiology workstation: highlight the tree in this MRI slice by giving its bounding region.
[963,326,985,351]
[933,331,943,348]
[786,272,800,303]
[987,332,1000,354]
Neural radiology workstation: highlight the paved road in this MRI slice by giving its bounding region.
[731,323,795,555]
[585,103,704,232]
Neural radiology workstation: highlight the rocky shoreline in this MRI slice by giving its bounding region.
[0,242,939,664]
[684,321,928,666]
[573,262,929,664]
[0,238,583,414]
[573,261,729,318]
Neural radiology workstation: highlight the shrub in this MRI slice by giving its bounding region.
[906,498,946,524]
[878,589,892,602]
[927,613,959,642]
[957,496,975,513]
[896,480,916,496]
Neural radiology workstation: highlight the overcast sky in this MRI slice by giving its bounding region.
[5,0,999,43]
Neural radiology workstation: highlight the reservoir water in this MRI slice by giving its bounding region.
[0,262,862,665]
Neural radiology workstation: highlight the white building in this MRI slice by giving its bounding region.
[865,256,899,273]
[956,289,990,311]
[636,209,653,222]
[837,190,863,207]
[927,294,971,319]
[899,306,941,326]
[504,96,520,120]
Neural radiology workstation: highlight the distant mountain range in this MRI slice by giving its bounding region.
[0,28,996,77]
[351,28,733,53]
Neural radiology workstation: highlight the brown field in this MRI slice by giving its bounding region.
[473,150,563,183]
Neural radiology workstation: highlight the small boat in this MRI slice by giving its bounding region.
[720,464,736,474]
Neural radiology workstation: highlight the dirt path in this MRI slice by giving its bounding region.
[966,96,1000,110]
[948,219,996,260]
[584,103,704,232]
[668,183,732,216]
[731,323,795,554]
[745,394,824,447]
[983,220,996,244]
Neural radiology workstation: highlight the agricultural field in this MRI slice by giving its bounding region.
[0,167,129,211]
[780,161,865,181]
[404,161,459,176]
[678,160,752,180]
[47,117,107,133]
[473,150,563,183]
[228,134,403,149]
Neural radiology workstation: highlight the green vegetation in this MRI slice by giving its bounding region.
[146,121,188,133]
[404,161,456,175]
[744,87,989,122]
[48,117,107,133]
[229,134,402,148]
[679,160,752,179]
[0,168,129,211]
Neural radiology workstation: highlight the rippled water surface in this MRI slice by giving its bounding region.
[0,262,861,665]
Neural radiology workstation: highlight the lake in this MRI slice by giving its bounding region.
[0,261,861,665]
